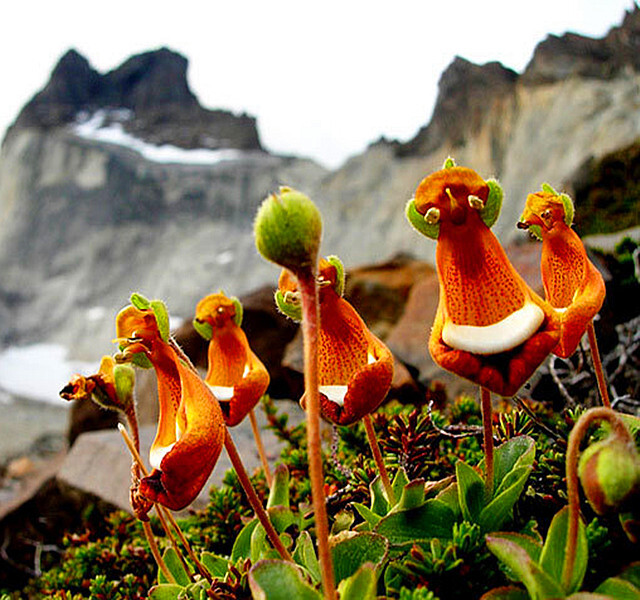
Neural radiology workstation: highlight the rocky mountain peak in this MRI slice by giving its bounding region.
[522,5,640,83]
[397,56,518,156]
[10,47,262,151]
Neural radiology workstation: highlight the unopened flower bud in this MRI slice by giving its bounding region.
[254,187,322,274]
[578,435,640,515]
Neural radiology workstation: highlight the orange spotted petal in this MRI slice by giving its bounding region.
[315,286,394,425]
[415,166,560,396]
[522,191,606,358]
[140,357,225,511]
[204,325,270,427]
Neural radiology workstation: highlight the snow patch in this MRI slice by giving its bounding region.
[0,344,96,405]
[72,110,244,165]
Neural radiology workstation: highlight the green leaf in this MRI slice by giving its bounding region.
[492,436,536,496]
[485,533,543,583]
[267,464,290,509]
[479,466,532,532]
[338,563,379,600]
[482,179,503,228]
[330,532,388,584]
[200,552,230,579]
[619,563,640,588]
[370,476,390,516]
[353,503,382,530]
[248,559,322,600]
[406,198,440,240]
[435,482,462,518]
[374,499,456,547]
[456,460,485,523]
[268,505,296,534]
[389,478,426,513]
[148,584,183,600]
[540,506,588,594]
[486,534,566,600]
[231,518,259,561]
[331,509,355,535]
[158,547,190,586]
[594,577,640,599]
[293,531,321,584]
[391,468,410,501]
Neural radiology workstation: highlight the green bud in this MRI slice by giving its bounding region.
[578,436,640,515]
[254,187,322,273]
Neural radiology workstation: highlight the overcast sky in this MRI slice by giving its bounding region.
[1,0,636,168]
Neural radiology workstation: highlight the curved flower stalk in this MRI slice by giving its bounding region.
[518,185,609,405]
[115,295,226,514]
[255,187,336,599]
[277,256,394,426]
[194,291,272,483]
[194,292,270,427]
[406,160,560,398]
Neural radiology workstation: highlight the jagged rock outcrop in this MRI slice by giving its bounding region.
[1,7,640,370]
[9,48,262,151]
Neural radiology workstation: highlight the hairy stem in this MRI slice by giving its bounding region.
[363,414,396,505]
[481,387,494,498]
[297,268,337,600]
[563,406,632,588]
[142,520,175,583]
[586,320,611,408]
[224,430,293,562]
[249,408,273,486]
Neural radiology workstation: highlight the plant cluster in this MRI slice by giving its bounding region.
[4,159,639,599]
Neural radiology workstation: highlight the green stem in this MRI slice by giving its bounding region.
[480,387,494,499]
[586,320,611,408]
[224,430,293,562]
[297,268,337,600]
[363,414,396,505]
[563,406,632,589]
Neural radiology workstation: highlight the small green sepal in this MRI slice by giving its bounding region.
[150,300,170,342]
[443,156,457,169]
[192,318,213,341]
[482,179,503,228]
[231,296,244,327]
[406,198,440,240]
[130,292,151,310]
[326,255,345,297]
[275,289,302,322]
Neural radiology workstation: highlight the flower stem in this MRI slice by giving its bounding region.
[363,414,396,505]
[142,520,175,583]
[586,320,611,408]
[249,408,273,486]
[223,429,293,562]
[480,387,494,498]
[297,268,337,600]
[563,406,632,589]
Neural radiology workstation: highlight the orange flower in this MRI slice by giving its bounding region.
[277,256,394,425]
[115,296,225,511]
[407,162,560,397]
[518,186,606,358]
[193,292,270,427]
[60,355,129,412]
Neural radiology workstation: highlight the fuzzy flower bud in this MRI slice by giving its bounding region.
[578,435,640,515]
[254,187,322,274]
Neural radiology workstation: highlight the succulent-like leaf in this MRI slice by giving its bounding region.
[486,534,565,599]
[200,552,230,578]
[148,584,183,600]
[330,531,388,584]
[456,460,485,523]
[337,563,378,600]
[480,466,532,533]
[293,530,321,583]
[231,518,259,561]
[540,506,588,595]
[248,559,322,600]
[267,464,290,509]
[158,547,190,586]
